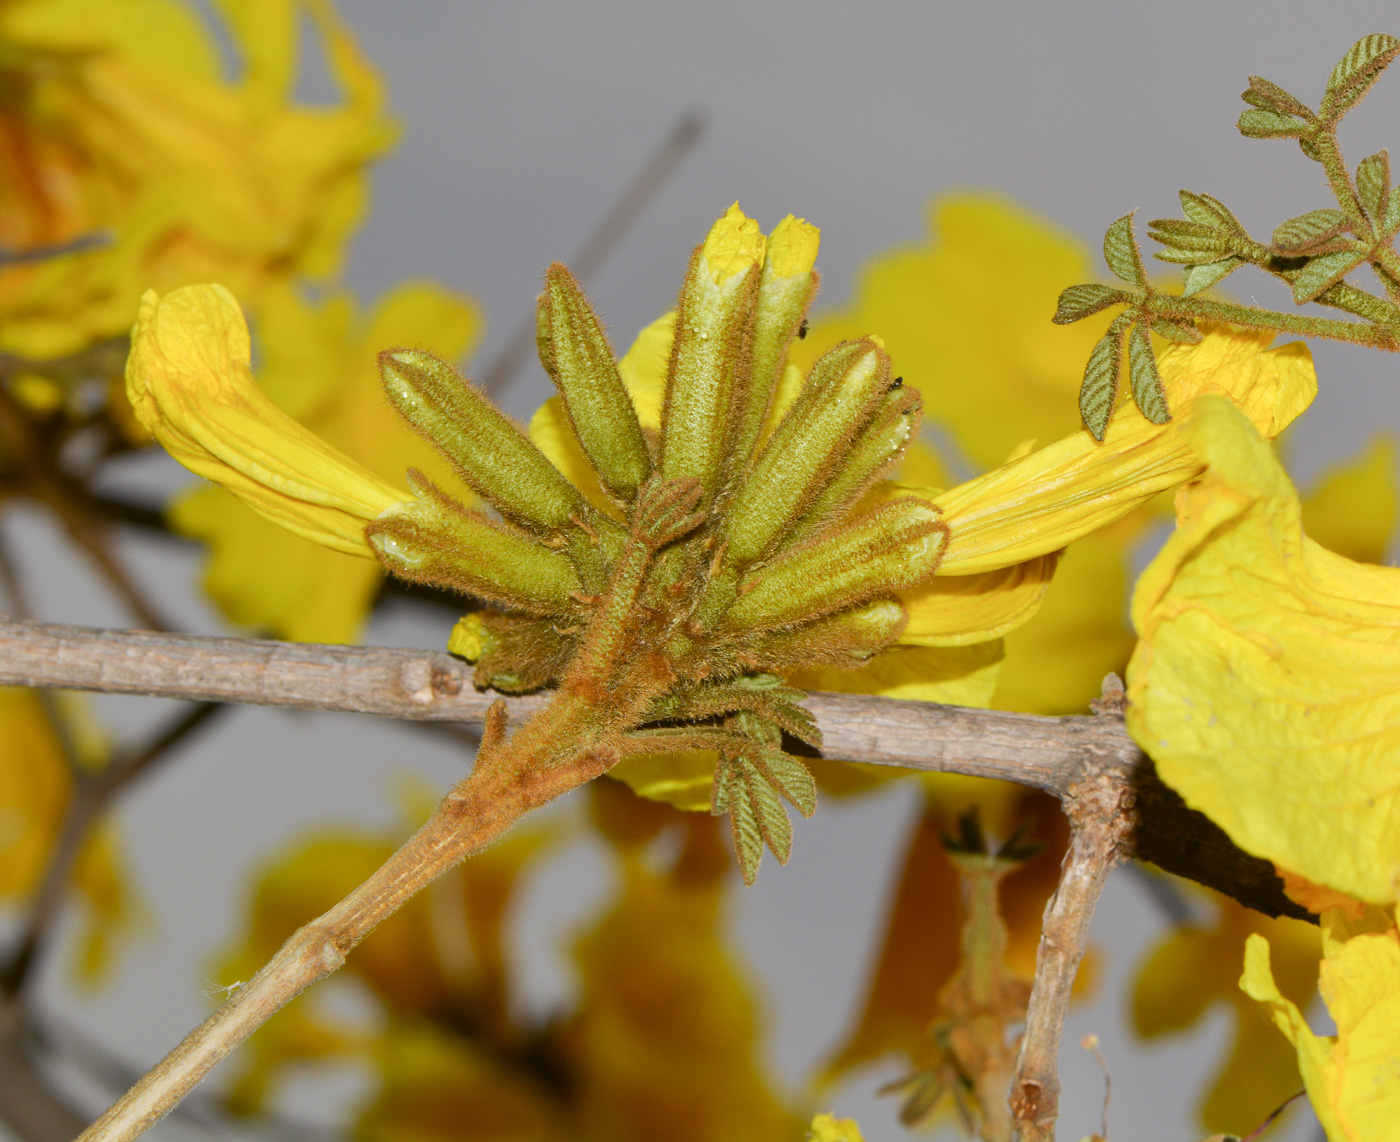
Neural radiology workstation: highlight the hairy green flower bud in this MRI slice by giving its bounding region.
[379,348,584,533]
[731,215,820,471]
[725,498,946,630]
[747,597,909,671]
[367,480,580,615]
[537,263,652,502]
[721,339,892,566]
[659,203,763,500]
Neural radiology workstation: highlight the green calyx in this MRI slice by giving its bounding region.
[367,204,943,881]
[1055,33,1400,441]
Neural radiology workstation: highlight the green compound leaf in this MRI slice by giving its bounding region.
[1079,312,1131,440]
[1052,283,1128,324]
[1182,256,1245,296]
[743,763,793,865]
[1128,322,1170,426]
[1103,213,1146,286]
[1179,189,1246,233]
[752,748,817,818]
[725,763,765,885]
[1241,75,1315,121]
[1323,33,1400,117]
[1357,150,1392,223]
[1147,218,1234,263]
[1272,208,1350,253]
[1237,108,1308,139]
[1151,318,1203,345]
[1291,249,1368,304]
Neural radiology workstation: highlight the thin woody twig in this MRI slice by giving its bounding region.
[1010,679,1137,1142]
[0,616,1311,922]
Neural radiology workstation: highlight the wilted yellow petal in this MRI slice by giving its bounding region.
[127,284,410,557]
[1129,397,1400,904]
[1242,908,1400,1142]
[1133,888,1319,1134]
[932,326,1315,575]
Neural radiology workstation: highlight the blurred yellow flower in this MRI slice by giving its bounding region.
[127,284,412,559]
[1128,397,1400,905]
[1132,887,1320,1135]
[168,280,482,642]
[217,783,799,1142]
[0,688,137,982]
[0,0,393,360]
[1243,905,1400,1142]
[807,1112,865,1142]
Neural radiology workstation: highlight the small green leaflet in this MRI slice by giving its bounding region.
[1128,323,1171,426]
[1103,214,1146,286]
[1079,312,1130,440]
[1323,33,1400,117]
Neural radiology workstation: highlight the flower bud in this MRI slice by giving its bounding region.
[659,203,764,500]
[379,348,584,533]
[721,340,892,566]
[725,499,947,631]
[537,263,651,502]
[792,380,922,540]
[749,597,909,671]
[367,480,580,615]
[731,215,820,468]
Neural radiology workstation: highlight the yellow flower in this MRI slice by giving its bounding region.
[808,1112,865,1142]
[0,688,137,982]
[168,279,482,642]
[126,284,411,557]
[1127,396,1400,905]
[0,0,393,360]
[1132,887,1320,1135]
[928,325,1315,576]
[1242,905,1400,1142]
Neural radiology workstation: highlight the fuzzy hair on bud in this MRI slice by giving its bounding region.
[379,348,584,533]
[538,264,653,502]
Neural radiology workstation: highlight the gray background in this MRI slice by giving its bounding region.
[8,2,1400,1139]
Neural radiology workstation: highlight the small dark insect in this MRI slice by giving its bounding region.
[890,376,903,389]
[797,318,809,340]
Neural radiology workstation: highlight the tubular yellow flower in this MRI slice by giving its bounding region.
[127,284,410,556]
[930,324,1316,575]
[1127,396,1400,905]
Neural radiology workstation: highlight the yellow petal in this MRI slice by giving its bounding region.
[127,284,409,557]
[1242,910,1400,1142]
[1128,397,1400,904]
[899,554,1058,647]
[932,326,1316,575]
[700,202,766,284]
[808,1112,865,1142]
[766,215,820,279]
[1132,888,1319,1134]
